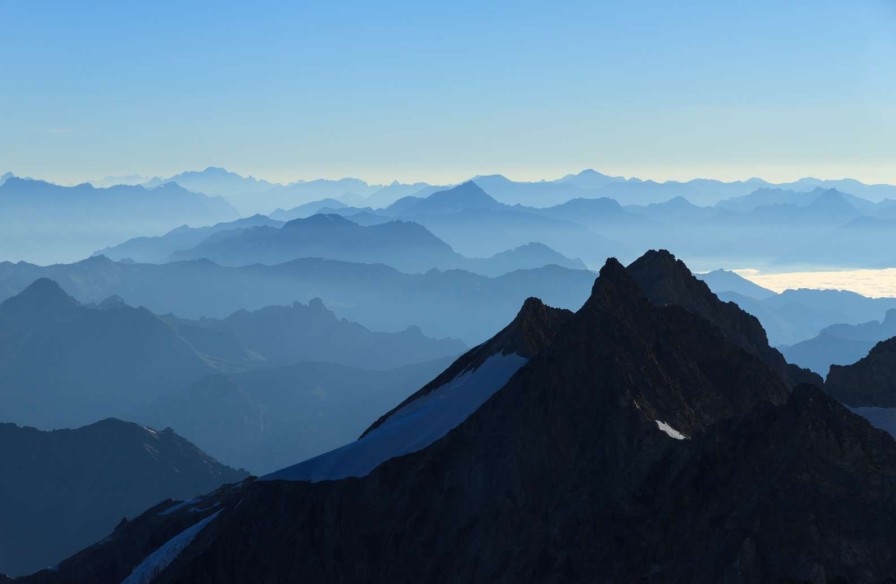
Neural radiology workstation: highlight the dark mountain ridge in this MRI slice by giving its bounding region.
[22,250,896,583]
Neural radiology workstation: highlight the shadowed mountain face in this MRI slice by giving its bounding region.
[0,419,247,578]
[0,279,213,429]
[26,250,896,584]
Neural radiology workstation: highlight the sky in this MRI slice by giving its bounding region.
[2,0,895,185]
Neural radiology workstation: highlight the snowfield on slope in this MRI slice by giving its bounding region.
[263,353,527,482]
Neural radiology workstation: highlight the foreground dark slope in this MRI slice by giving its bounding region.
[23,251,896,584]
[0,419,247,578]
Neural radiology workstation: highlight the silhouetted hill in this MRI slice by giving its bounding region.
[0,418,246,577]
[0,279,213,429]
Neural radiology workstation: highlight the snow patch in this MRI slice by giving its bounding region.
[262,353,527,482]
[120,510,221,584]
[655,420,687,440]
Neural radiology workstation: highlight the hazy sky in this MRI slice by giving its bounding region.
[2,0,895,185]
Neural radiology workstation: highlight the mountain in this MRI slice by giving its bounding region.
[171,214,464,273]
[715,287,896,347]
[555,168,623,190]
[138,357,454,475]
[0,178,238,264]
[102,201,589,275]
[26,250,896,583]
[143,167,275,200]
[249,178,380,214]
[384,181,505,216]
[382,183,627,263]
[775,215,896,268]
[0,256,595,345]
[270,297,572,481]
[464,242,587,276]
[0,279,214,429]
[626,250,820,388]
[165,298,465,370]
[95,214,283,263]
[716,187,876,214]
[0,418,247,577]
[781,309,896,375]
[268,198,346,221]
[696,269,776,300]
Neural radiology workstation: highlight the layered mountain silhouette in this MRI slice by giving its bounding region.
[98,210,586,276]
[0,280,464,470]
[378,181,627,262]
[0,178,237,264]
[96,214,283,263]
[714,287,896,346]
[0,257,595,344]
[0,419,247,577]
[23,250,896,583]
[163,298,464,371]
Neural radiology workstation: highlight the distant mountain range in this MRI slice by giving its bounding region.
[99,206,587,276]
[0,418,247,577]
[85,165,896,213]
[27,250,896,583]
[0,176,237,264]
[7,167,896,270]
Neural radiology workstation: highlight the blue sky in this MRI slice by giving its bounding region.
[2,0,895,185]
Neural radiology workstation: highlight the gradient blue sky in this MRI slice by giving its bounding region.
[2,0,895,185]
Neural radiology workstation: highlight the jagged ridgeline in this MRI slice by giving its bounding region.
[18,250,896,584]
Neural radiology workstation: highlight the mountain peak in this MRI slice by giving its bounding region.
[2,278,79,312]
